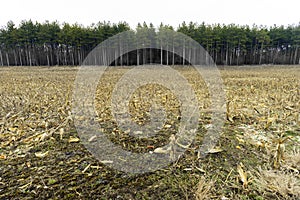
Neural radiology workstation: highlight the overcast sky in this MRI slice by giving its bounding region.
[1,0,300,28]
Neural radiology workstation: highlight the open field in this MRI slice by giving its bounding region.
[0,66,299,199]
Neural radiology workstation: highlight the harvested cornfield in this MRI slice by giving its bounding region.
[0,66,299,199]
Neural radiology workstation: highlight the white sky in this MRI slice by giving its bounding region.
[1,0,300,28]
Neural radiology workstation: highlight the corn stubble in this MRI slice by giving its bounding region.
[0,66,299,199]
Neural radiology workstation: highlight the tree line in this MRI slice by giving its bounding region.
[0,20,300,66]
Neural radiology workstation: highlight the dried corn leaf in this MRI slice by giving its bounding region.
[100,160,113,164]
[59,128,64,140]
[35,151,49,158]
[206,147,223,154]
[153,147,171,154]
[237,163,248,188]
[68,136,80,143]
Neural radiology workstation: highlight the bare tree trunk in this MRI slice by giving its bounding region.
[126,43,129,65]
[236,49,239,66]
[32,46,38,66]
[188,43,191,64]
[25,46,29,65]
[166,44,169,65]
[50,47,54,66]
[149,47,152,64]
[272,48,276,64]
[161,44,163,65]
[0,49,3,66]
[64,48,67,65]
[120,43,123,66]
[273,43,279,64]
[283,46,287,64]
[193,46,196,65]
[46,54,49,66]
[237,40,240,66]
[229,49,232,66]
[29,50,32,66]
[259,42,263,65]
[6,52,10,66]
[225,43,228,65]
[215,43,218,65]
[293,46,298,65]
[172,44,175,65]
[253,44,258,64]
[143,48,146,65]
[19,48,23,66]
[103,49,107,66]
[182,39,185,66]
[56,48,60,66]
[71,50,75,66]
[288,49,292,64]
[77,48,81,65]
[137,49,139,65]
[13,50,18,65]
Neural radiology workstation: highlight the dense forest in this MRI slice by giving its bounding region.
[0,20,300,66]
